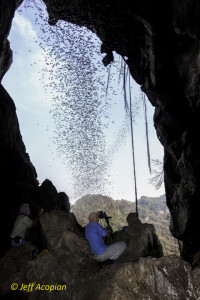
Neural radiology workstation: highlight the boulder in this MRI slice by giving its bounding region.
[39,210,84,250]
[78,255,200,300]
[112,213,163,262]
[0,244,35,298]
[0,223,96,299]
[38,179,70,212]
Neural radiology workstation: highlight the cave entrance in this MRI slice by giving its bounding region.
[3,0,164,203]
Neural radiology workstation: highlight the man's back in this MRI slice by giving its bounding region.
[85,221,107,255]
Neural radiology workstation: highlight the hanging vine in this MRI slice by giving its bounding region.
[128,72,138,217]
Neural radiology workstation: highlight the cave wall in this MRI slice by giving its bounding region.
[0,0,38,255]
[0,0,74,256]
[1,0,200,262]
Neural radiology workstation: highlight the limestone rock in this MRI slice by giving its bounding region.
[25,231,93,298]
[0,244,35,297]
[0,221,95,299]
[0,83,39,256]
[38,179,70,212]
[39,210,84,250]
[78,255,200,300]
[112,213,163,262]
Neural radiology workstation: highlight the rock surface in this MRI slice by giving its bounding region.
[39,210,84,250]
[0,210,199,299]
[112,213,163,262]
[78,255,200,300]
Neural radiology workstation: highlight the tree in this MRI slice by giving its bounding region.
[149,159,164,190]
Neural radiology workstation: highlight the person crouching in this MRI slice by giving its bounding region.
[85,211,126,262]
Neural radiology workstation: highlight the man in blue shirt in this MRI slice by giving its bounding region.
[85,211,126,262]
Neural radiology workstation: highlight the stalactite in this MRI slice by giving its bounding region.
[105,63,111,96]
[122,59,129,112]
[143,93,151,174]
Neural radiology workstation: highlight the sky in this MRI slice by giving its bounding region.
[2,0,165,204]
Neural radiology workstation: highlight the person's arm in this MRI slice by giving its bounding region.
[98,223,109,238]
[105,224,113,238]
[28,220,37,228]
[102,225,112,238]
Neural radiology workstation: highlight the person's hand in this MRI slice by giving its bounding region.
[106,225,112,231]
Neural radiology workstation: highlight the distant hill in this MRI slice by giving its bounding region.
[71,194,179,256]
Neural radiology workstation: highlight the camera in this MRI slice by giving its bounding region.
[98,211,111,219]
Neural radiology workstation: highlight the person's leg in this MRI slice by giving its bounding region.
[105,241,126,260]
[11,237,27,248]
[95,241,126,262]
[11,239,18,247]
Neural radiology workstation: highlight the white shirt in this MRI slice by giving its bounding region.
[11,215,32,238]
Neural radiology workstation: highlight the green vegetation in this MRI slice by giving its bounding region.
[71,194,179,256]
